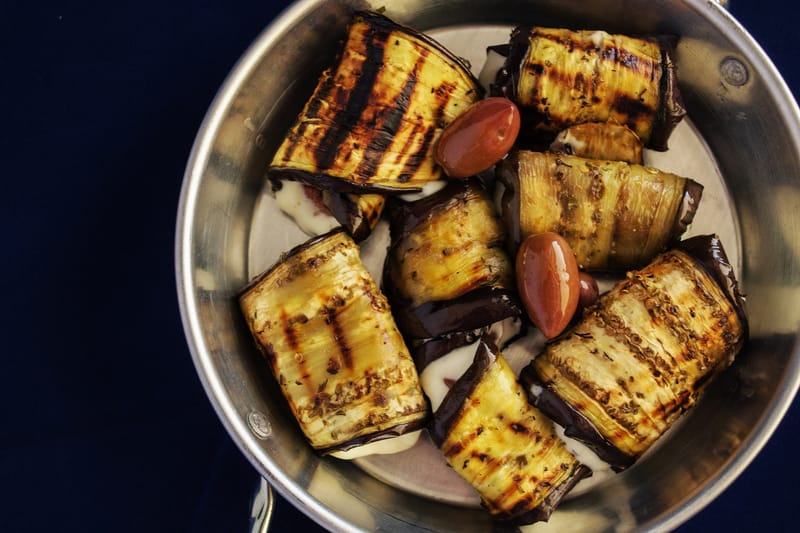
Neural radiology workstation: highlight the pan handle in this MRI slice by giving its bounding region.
[249,477,275,533]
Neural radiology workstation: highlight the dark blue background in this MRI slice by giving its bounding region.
[2,1,797,532]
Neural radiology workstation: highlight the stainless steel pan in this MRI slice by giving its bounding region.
[176,1,800,530]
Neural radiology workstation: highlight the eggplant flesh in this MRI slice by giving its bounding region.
[268,11,482,194]
[431,340,590,525]
[384,179,521,339]
[521,235,747,467]
[549,122,644,165]
[239,229,428,454]
[496,150,703,271]
[492,26,685,150]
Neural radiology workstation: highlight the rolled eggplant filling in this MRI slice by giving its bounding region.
[268,11,482,194]
[430,340,591,525]
[491,26,685,150]
[521,234,747,469]
[238,229,429,455]
[383,179,521,339]
[496,150,703,271]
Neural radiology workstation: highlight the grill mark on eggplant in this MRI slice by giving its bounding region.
[282,71,337,164]
[313,27,386,172]
[323,301,353,371]
[352,45,428,182]
[599,41,659,78]
[400,80,454,181]
[610,93,657,124]
[525,37,659,114]
[545,346,645,437]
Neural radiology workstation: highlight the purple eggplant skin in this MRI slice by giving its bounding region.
[383,179,522,340]
[491,26,685,151]
[520,234,748,468]
[320,190,385,242]
[520,367,637,471]
[431,340,591,525]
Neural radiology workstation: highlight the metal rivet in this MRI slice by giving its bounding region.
[720,57,749,87]
[247,410,273,439]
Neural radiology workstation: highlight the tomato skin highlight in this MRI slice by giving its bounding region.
[515,232,580,339]
[577,271,600,315]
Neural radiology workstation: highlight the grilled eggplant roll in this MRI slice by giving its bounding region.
[492,26,685,150]
[496,150,703,271]
[520,235,748,470]
[549,122,644,165]
[384,179,521,339]
[239,229,428,455]
[431,340,591,525]
[268,11,483,195]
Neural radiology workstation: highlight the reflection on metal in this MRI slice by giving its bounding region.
[249,478,274,533]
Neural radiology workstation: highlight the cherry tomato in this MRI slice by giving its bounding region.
[435,97,520,178]
[516,232,580,339]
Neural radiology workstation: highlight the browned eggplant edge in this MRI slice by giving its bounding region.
[323,190,383,243]
[519,365,637,471]
[269,167,424,196]
[650,35,687,151]
[430,340,591,525]
[494,151,525,250]
[429,339,497,446]
[267,10,485,196]
[388,284,523,340]
[385,178,492,242]
[677,233,749,341]
[670,178,704,246]
[412,318,529,374]
[315,418,430,456]
[519,233,748,471]
[490,27,685,151]
[412,329,484,374]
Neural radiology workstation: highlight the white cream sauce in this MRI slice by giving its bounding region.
[273,180,339,236]
[329,430,422,460]
[398,180,448,202]
[478,46,508,93]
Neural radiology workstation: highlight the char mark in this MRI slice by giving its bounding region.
[354,45,428,181]
[314,27,386,172]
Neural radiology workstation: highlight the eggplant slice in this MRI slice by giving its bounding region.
[492,26,685,150]
[431,340,591,525]
[321,190,385,242]
[239,229,428,454]
[496,150,703,271]
[384,179,522,339]
[520,235,748,470]
[268,11,482,195]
